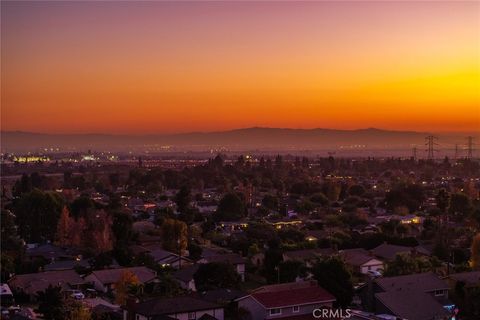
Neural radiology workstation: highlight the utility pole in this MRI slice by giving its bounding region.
[466,136,475,159]
[425,135,438,161]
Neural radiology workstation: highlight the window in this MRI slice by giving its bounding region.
[270,308,282,316]
[434,290,444,296]
[188,312,196,320]
[292,306,300,313]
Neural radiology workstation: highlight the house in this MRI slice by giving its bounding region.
[43,259,90,271]
[198,253,246,281]
[8,270,85,300]
[236,280,336,320]
[282,248,335,267]
[448,270,480,288]
[0,283,14,306]
[84,266,156,293]
[25,243,79,262]
[124,296,224,320]
[367,272,451,320]
[371,243,430,261]
[173,265,200,291]
[339,249,384,275]
[147,248,193,269]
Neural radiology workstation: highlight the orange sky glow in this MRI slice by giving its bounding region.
[1,1,479,134]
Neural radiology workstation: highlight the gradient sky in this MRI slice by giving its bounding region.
[2,1,479,134]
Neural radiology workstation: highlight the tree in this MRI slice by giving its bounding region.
[188,242,203,261]
[471,233,480,270]
[449,193,471,220]
[262,194,279,211]
[37,286,66,320]
[263,239,283,283]
[278,260,306,283]
[69,301,92,320]
[162,219,188,254]
[310,256,354,308]
[214,193,246,221]
[55,206,71,246]
[348,185,365,197]
[115,270,140,305]
[14,189,64,242]
[193,262,240,291]
[175,186,192,214]
[112,211,135,248]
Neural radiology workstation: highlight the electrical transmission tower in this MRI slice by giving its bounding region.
[466,136,475,159]
[425,135,438,160]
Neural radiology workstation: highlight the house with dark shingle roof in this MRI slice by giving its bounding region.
[371,243,430,261]
[84,266,156,293]
[339,248,383,275]
[198,253,246,282]
[236,280,335,320]
[365,272,452,320]
[173,264,199,292]
[8,270,86,300]
[124,296,224,320]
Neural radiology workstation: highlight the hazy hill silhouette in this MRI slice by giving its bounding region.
[1,127,475,153]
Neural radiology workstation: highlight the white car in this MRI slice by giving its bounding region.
[71,291,85,300]
[367,270,382,277]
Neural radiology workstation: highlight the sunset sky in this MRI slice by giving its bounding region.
[2,1,479,134]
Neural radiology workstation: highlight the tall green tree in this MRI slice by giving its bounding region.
[310,256,354,308]
[214,193,246,221]
[14,190,64,242]
[194,262,240,291]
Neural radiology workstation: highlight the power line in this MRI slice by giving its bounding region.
[425,135,439,160]
[466,136,475,159]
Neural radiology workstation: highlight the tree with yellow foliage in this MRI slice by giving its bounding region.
[471,233,480,270]
[114,270,140,306]
[161,218,188,254]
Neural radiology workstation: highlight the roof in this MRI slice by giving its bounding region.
[8,270,85,295]
[26,244,76,260]
[44,259,90,271]
[88,266,156,285]
[372,243,430,261]
[449,271,480,286]
[375,272,449,293]
[283,248,335,261]
[244,281,335,308]
[201,253,245,265]
[173,265,199,282]
[134,296,220,316]
[340,248,381,267]
[375,290,449,320]
[199,288,247,303]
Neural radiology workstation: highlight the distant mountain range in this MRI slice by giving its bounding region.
[1,128,477,153]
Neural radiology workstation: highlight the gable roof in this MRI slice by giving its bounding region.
[173,264,200,283]
[372,243,430,261]
[375,272,449,293]
[134,296,220,316]
[8,270,85,295]
[241,281,335,308]
[283,248,335,261]
[375,290,449,320]
[449,271,480,286]
[88,266,156,285]
[340,248,382,267]
[201,253,245,265]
